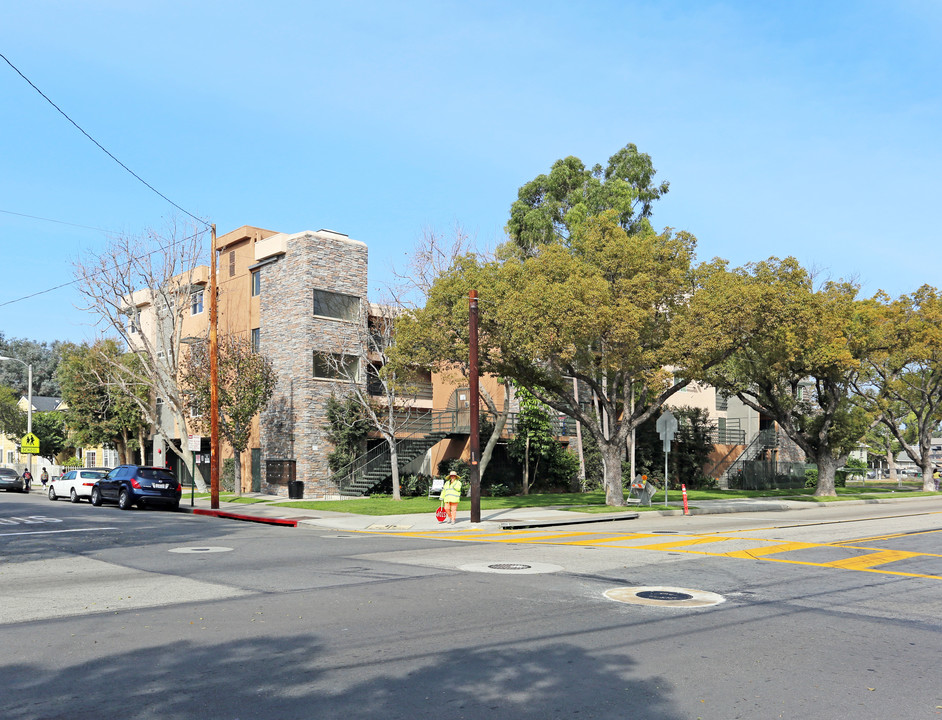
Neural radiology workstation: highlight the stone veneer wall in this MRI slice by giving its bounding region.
[258,231,368,496]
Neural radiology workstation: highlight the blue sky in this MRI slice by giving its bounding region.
[2,1,940,343]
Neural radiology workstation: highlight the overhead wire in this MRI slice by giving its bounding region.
[0,52,211,310]
[0,51,209,230]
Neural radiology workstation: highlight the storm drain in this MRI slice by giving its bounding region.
[169,546,233,554]
[605,586,725,608]
[458,562,563,574]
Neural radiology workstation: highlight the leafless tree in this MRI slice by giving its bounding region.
[72,218,210,489]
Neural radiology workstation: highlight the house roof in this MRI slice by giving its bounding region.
[20,396,63,412]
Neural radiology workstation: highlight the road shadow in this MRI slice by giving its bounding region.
[1,632,684,720]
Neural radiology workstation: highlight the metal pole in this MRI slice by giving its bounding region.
[209,224,220,509]
[469,290,480,523]
[27,363,32,485]
[190,453,196,507]
[664,447,669,506]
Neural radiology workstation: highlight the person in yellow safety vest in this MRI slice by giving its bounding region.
[440,470,462,524]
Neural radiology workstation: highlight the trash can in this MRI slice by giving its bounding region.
[287,480,304,499]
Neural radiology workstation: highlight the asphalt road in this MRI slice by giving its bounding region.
[2,490,942,720]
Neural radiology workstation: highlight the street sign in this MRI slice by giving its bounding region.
[655,410,678,452]
[20,432,40,454]
[188,435,202,451]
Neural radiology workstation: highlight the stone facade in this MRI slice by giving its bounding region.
[257,230,368,496]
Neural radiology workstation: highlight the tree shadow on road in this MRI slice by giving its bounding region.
[1,632,684,720]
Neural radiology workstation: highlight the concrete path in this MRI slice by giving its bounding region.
[178,492,937,532]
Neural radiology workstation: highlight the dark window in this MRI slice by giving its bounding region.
[251,328,260,353]
[229,251,236,277]
[191,291,204,315]
[139,468,176,482]
[313,289,359,321]
[251,270,260,297]
[313,351,359,380]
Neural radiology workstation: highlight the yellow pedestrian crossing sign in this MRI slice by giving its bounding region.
[20,433,40,454]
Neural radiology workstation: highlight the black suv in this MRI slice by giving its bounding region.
[91,465,182,511]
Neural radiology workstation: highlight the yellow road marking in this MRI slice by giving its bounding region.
[724,542,820,558]
[835,527,942,545]
[825,549,922,570]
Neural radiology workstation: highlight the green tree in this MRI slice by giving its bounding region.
[0,334,63,397]
[854,286,942,491]
[32,411,68,463]
[706,259,876,497]
[399,212,751,506]
[324,393,372,483]
[57,340,149,464]
[506,143,670,255]
[507,386,560,494]
[0,384,27,440]
[180,335,278,496]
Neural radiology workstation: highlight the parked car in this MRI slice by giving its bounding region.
[0,467,28,493]
[90,465,182,511]
[48,468,111,503]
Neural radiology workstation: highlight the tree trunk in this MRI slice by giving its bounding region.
[921,457,935,492]
[479,383,511,480]
[813,451,843,497]
[388,438,401,501]
[522,436,530,495]
[600,439,626,506]
[886,448,897,483]
[233,448,243,497]
[138,427,147,465]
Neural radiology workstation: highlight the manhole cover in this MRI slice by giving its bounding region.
[458,562,563,575]
[636,590,693,601]
[605,586,725,608]
[168,546,233,554]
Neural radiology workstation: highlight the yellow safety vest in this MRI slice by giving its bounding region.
[441,479,461,503]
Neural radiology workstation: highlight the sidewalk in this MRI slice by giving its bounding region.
[178,492,938,532]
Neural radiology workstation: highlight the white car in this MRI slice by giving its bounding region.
[48,468,110,503]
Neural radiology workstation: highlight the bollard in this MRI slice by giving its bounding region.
[681,484,689,515]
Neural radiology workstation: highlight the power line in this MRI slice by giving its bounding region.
[0,208,115,234]
[0,51,209,229]
[0,228,208,309]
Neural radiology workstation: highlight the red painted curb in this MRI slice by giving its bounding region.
[192,508,298,527]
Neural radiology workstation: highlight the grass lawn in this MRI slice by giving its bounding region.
[273,483,938,516]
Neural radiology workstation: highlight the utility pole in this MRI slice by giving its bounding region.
[469,290,481,523]
[209,224,220,509]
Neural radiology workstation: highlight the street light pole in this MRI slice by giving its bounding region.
[209,223,220,509]
[0,356,33,483]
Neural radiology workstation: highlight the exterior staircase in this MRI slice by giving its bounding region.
[723,428,779,487]
[335,432,449,496]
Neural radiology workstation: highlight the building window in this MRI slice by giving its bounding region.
[128,312,139,334]
[86,451,97,468]
[6,450,15,464]
[191,291,204,315]
[251,328,260,353]
[313,289,359,322]
[156,396,164,415]
[251,270,261,297]
[716,393,729,411]
[229,251,236,277]
[313,351,359,381]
